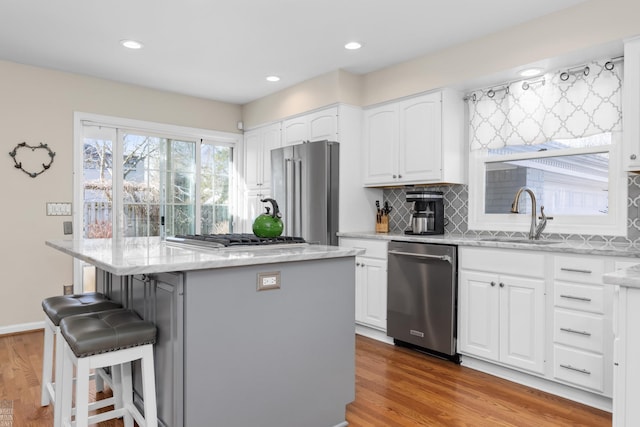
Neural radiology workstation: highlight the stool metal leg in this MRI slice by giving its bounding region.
[40,318,55,406]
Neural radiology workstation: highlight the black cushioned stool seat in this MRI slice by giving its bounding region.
[41,292,123,425]
[42,292,122,326]
[60,309,156,357]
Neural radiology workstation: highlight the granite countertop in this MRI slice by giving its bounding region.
[603,265,640,289]
[337,231,640,258]
[46,237,363,276]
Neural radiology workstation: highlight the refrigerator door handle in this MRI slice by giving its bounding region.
[285,158,294,236]
[294,159,302,237]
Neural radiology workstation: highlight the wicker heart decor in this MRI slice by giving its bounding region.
[9,142,55,178]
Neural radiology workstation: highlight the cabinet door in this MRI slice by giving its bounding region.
[244,190,271,233]
[623,37,640,171]
[282,117,308,147]
[458,270,500,361]
[363,104,398,186]
[129,273,185,427]
[260,124,281,188]
[398,93,442,183]
[358,257,387,330]
[308,108,338,142]
[499,275,545,374]
[244,129,262,190]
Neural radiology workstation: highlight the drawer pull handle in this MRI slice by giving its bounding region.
[560,267,593,274]
[560,327,591,337]
[560,294,592,302]
[560,364,591,375]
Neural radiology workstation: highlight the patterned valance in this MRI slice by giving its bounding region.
[468,59,623,151]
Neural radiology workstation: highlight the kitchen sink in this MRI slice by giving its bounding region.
[479,237,561,245]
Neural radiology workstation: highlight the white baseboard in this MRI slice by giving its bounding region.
[355,323,394,345]
[461,355,612,412]
[0,321,44,336]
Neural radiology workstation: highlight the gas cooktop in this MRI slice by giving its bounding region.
[165,233,306,249]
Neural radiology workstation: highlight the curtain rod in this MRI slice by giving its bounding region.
[463,55,623,102]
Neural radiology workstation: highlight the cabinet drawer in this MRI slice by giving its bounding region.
[340,238,388,259]
[553,346,604,392]
[553,309,604,353]
[459,247,544,278]
[554,282,604,314]
[554,256,605,285]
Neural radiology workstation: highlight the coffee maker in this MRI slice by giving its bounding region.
[405,190,445,235]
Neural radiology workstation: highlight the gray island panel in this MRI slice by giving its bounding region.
[184,257,355,427]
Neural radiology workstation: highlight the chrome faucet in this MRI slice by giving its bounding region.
[511,187,548,240]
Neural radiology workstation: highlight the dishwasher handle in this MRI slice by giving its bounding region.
[388,249,452,264]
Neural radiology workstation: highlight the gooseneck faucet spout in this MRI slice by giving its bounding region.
[511,186,539,240]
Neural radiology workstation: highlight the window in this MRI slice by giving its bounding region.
[74,112,239,290]
[467,59,626,237]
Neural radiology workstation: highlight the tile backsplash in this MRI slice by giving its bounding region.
[382,174,640,245]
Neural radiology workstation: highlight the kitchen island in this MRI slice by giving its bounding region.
[46,237,362,427]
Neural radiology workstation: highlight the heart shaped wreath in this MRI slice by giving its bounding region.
[9,142,56,178]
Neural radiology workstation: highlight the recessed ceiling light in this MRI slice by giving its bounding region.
[120,39,144,50]
[344,42,362,50]
[266,75,280,82]
[519,68,543,77]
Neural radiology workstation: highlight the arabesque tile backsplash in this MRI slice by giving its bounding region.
[382,174,640,245]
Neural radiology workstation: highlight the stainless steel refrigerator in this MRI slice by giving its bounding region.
[271,140,339,245]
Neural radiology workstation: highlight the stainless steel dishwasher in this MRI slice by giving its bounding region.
[387,241,458,361]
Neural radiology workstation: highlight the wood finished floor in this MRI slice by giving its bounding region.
[0,330,611,426]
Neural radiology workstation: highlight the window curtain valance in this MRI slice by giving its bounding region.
[467,59,623,151]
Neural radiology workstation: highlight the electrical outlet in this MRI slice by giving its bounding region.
[63,221,73,235]
[257,271,281,291]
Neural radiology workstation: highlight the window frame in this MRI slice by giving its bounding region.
[468,133,627,237]
[73,112,241,291]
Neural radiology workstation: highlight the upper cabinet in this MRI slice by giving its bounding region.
[624,37,640,171]
[363,89,465,187]
[244,122,281,191]
[282,107,338,146]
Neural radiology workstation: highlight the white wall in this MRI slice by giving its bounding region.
[0,60,241,330]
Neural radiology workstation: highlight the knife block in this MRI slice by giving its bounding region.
[375,214,389,233]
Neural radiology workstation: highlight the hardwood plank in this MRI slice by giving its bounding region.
[347,335,611,427]
[0,331,611,426]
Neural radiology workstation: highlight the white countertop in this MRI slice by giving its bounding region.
[603,265,640,289]
[46,237,363,276]
[338,231,640,258]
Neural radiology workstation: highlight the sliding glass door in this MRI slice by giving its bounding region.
[76,114,237,292]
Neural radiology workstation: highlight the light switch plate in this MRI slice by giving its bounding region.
[257,271,281,291]
[46,202,72,216]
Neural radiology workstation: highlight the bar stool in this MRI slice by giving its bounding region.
[41,293,122,426]
[59,308,158,427]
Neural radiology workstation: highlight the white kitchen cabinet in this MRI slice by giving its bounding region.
[611,283,640,426]
[243,122,281,191]
[340,238,388,331]
[458,247,545,374]
[551,255,612,395]
[243,190,272,233]
[282,107,338,147]
[623,36,640,171]
[363,89,465,186]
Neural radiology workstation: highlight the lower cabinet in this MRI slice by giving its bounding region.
[355,256,387,330]
[459,269,545,374]
[458,247,546,374]
[97,270,184,427]
[340,238,388,331]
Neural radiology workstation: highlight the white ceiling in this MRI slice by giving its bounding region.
[0,0,588,105]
